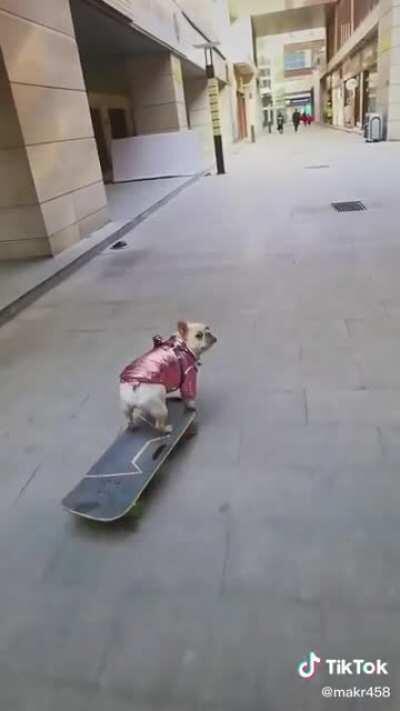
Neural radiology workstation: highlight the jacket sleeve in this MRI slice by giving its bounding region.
[180,365,197,400]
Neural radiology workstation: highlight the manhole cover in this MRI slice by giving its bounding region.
[332,201,366,213]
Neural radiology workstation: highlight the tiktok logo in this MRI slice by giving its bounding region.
[298,651,321,679]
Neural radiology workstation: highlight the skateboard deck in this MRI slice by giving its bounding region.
[62,399,196,522]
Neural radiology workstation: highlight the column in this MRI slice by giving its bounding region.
[126,53,188,135]
[184,77,215,169]
[0,0,108,260]
[313,68,321,122]
[378,0,400,139]
[350,0,355,33]
[244,77,258,142]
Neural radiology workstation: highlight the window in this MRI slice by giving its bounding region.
[284,50,312,71]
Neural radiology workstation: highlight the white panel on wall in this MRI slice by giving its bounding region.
[111,130,205,181]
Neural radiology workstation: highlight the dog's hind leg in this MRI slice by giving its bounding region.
[137,384,172,433]
[120,383,140,430]
[128,407,142,430]
[154,408,173,434]
[150,401,172,433]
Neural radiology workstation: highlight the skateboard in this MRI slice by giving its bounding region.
[62,398,196,523]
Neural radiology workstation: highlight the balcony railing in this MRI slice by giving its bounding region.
[327,0,379,61]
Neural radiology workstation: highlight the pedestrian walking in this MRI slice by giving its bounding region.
[265,107,273,134]
[292,109,301,133]
[277,111,284,134]
[301,111,308,126]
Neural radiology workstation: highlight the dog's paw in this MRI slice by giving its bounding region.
[185,400,197,411]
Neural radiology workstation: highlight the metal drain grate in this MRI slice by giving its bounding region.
[332,201,366,213]
[305,164,330,170]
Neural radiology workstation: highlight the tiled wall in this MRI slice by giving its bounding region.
[126,54,188,135]
[102,0,227,83]
[0,0,107,259]
[378,0,400,140]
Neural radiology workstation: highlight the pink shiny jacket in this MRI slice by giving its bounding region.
[120,336,198,401]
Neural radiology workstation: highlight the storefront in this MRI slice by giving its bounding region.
[360,41,378,124]
[286,91,312,111]
[323,36,377,131]
[342,53,361,128]
[234,66,256,141]
[322,75,333,124]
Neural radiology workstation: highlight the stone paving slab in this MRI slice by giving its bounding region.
[2,128,400,709]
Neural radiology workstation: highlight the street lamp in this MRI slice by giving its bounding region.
[193,41,226,175]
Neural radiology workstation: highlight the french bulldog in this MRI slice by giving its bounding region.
[120,321,217,433]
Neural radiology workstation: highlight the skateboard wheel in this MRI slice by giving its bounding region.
[184,421,198,438]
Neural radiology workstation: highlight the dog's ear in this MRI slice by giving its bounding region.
[177,320,188,338]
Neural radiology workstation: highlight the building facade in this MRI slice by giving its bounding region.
[230,0,400,140]
[257,29,326,126]
[321,0,380,131]
[321,0,400,140]
[0,0,255,261]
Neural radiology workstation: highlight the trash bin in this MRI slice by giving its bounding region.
[365,113,383,142]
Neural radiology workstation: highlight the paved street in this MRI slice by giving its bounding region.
[1,126,400,709]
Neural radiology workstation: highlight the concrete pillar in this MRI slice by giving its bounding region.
[313,68,321,122]
[350,0,355,33]
[378,0,400,140]
[244,77,258,141]
[127,54,188,135]
[184,77,215,168]
[219,82,235,147]
[0,0,108,259]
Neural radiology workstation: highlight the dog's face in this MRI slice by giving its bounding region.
[177,321,217,358]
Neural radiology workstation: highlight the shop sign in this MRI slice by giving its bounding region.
[346,77,359,91]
